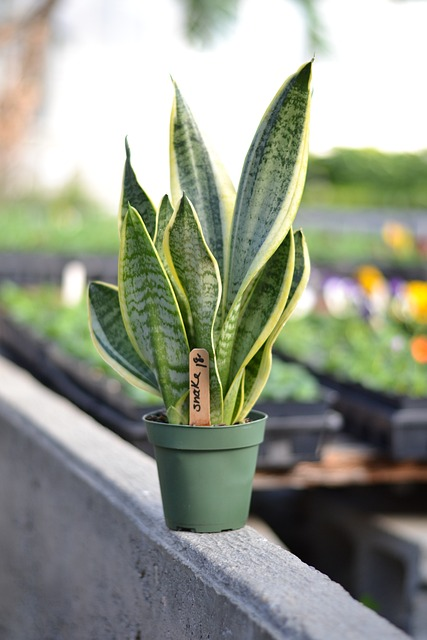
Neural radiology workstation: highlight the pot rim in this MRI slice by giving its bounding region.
[144,410,267,451]
[143,408,267,428]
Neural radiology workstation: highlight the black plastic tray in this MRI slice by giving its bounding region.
[273,350,427,460]
[319,375,427,460]
[255,400,341,469]
[0,252,117,285]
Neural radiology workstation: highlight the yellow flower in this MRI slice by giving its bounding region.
[382,221,414,252]
[356,265,386,294]
[404,281,427,324]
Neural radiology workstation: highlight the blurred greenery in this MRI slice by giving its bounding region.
[0,149,426,263]
[275,312,427,398]
[304,227,424,266]
[303,148,427,209]
[0,182,118,253]
[261,358,322,402]
[177,0,326,50]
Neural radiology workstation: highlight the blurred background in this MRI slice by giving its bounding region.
[1,3,427,635]
[1,0,427,205]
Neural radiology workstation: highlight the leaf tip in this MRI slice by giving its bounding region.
[125,136,131,159]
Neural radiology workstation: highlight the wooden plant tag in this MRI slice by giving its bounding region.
[189,348,211,426]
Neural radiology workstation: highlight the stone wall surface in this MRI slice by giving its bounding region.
[0,356,410,640]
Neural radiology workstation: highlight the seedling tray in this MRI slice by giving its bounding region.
[0,310,156,454]
[0,251,117,285]
[306,371,427,461]
[255,400,342,470]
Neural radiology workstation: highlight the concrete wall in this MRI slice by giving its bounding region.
[0,356,409,640]
[301,492,426,634]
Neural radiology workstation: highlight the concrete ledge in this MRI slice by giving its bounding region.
[0,356,409,640]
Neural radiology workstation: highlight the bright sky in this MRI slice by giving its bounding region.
[34,0,427,207]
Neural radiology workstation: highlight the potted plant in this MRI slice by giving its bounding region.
[88,60,313,532]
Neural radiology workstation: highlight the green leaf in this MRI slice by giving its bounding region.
[228,230,295,385]
[118,205,190,423]
[120,138,157,238]
[154,194,174,259]
[156,194,194,343]
[235,230,310,421]
[216,231,294,397]
[170,81,235,282]
[215,296,245,392]
[224,369,246,424]
[88,281,160,395]
[164,193,223,423]
[225,60,312,311]
[223,368,244,425]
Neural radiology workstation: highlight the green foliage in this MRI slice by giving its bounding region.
[177,0,239,45]
[89,62,313,424]
[303,148,427,208]
[0,182,118,253]
[275,313,427,398]
[303,228,424,266]
[261,358,321,402]
[176,0,325,51]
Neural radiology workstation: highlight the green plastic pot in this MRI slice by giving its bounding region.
[144,410,267,533]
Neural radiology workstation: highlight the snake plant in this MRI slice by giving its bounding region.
[88,60,313,425]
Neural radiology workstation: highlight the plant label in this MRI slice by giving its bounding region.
[189,348,211,426]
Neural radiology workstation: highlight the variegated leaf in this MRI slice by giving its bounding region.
[223,369,245,426]
[170,81,235,284]
[216,230,294,398]
[235,230,310,422]
[120,138,157,238]
[215,296,244,392]
[154,194,174,257]
[226,60,312,311]
[155,194,194,340]
[164,193,223,423]
[118,205,190,423]
[88,281,160,395]
[227,229,295,389]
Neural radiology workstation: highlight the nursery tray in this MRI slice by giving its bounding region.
[0,309,156,455]
[0,311,342,469]
[302,370,427,461]
[0,252,117,285]
[273,349,427,461]
[255,400,342,470]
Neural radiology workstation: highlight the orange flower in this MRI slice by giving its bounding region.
[410,335,427,364]
[404,281,427,324]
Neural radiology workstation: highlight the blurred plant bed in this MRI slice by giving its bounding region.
[0,184,119,254]
[301,148,427,276]
[303,148,427,210]
[2,178,426,283]
[303,223,427,278]
[0,283,158,453]
[0,185,119,285]
[275,268,427,459]
[0,283,341,469]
